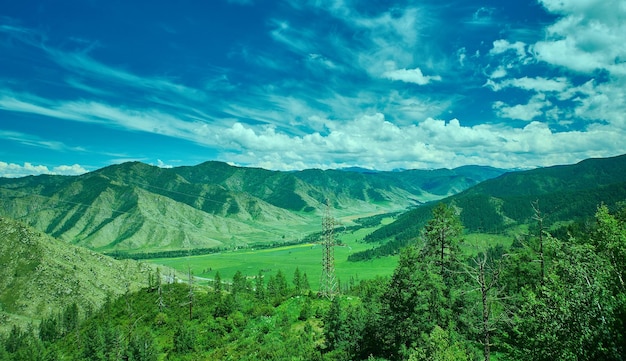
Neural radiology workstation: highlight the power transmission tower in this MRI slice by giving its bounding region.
[319,199,338,298]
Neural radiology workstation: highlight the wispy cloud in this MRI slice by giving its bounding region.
[485,0,626,131]
[47,50,205,101]
[1,1,624,175]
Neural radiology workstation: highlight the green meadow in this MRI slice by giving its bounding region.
[147,214,518,291]
[149,222,399,290]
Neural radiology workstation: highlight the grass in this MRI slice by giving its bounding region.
[149,223,399,291]
[147,216,519,291]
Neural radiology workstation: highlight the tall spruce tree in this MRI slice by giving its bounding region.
[421,203,463,284]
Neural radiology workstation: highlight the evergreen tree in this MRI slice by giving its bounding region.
[126,331,157,361]
[254,270,266,301]
[302,272,311,293]
[323,297,347,352]
[173,322,195,353]
[381,245,446,360]
[421,202,463,283]
[61,303,79,335]
[38,314,59,343]
[83,323,106,361]
[213,271,222,293]
[293,267,302,295]
[232,270,247,296]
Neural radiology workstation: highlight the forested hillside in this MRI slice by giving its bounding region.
[0,217,159,334]
[353,154,626,260]
[1,201,624,361]
[0,161,503,253]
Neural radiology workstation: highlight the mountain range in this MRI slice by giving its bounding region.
[0,161,504,253]
[355,154,626,259]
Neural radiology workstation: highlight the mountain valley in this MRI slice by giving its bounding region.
[0,161,504,253]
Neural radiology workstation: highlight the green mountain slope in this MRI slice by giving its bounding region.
[0,217,157,334]
[0,161,504,253]
[361,154,626,254]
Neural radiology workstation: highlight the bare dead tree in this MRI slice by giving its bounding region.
[187,265,194,321]
[531,200,545,286]
[155,267,165,313]
[464,251,505,361]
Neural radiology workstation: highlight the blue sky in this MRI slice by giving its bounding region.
[1,0,624,177]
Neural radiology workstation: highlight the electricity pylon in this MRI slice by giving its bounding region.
[319,199,338,298]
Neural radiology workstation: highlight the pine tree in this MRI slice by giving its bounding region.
[255,270,266,301]
[381,245,446,359]
[293,267,302,295]
[421,203,463,283]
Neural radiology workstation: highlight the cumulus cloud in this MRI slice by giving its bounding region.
[533,0,626,75]
[490,39,527,58]
[0,161,88,178]
[383,66,442,85]
[493,94,549,121]
[156,159,173,168]
[490,66,507,79]
[207,112,624,171]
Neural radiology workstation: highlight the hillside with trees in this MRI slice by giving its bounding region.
[352,154,626,260]
[1,201,624,360]
[0,217,160,335]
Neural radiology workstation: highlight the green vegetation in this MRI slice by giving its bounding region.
[2,201,625,361]
[353,154,626,260]
[2,155,626,360]
[147,222,399,291]
[0,217,158,335]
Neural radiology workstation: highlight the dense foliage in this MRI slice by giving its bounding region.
[1,201,625,360]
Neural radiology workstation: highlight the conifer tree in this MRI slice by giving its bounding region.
[421,203,463,284]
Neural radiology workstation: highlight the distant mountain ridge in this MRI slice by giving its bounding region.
[358,154,626,258]
[0,161,504,253]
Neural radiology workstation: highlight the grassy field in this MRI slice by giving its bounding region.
[148,216,518,292]
[148,221,399,291]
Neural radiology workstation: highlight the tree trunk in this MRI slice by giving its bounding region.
[480,259,491,361]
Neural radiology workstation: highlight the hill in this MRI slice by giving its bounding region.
[0,161,504,253]
[0,217,158,334]
[355,154,626,259]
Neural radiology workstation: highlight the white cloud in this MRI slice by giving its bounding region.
[207,112,625,171]
[52,164,89,175]
[492,94,548,121]
[490,39,527,58]
[533,0,626,75]
[156,159,173,168]
[0,161,87,178]
[306,53,337,70]
[486,76,570,93]
[383,66,442,85]
[490,66,507,79]
[2,86,623,172]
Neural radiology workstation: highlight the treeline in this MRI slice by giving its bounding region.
[106,233,322,260]
[351,181,626,261]
[105,247,227,260]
